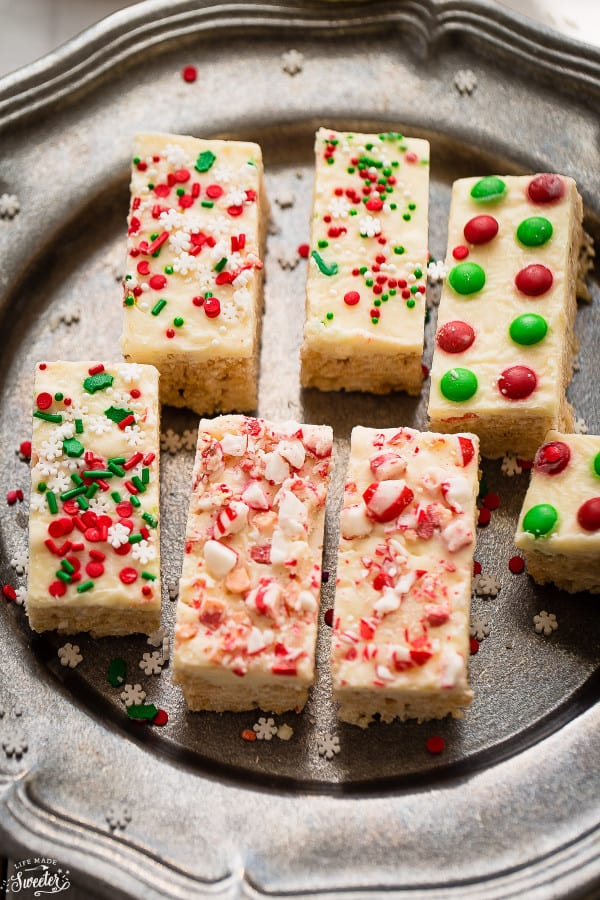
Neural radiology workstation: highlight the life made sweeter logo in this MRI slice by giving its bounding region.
[2,858,71,895]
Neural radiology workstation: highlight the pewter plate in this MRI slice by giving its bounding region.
[0,2,599,897]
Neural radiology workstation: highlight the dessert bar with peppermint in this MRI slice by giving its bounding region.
[173,415,333,713]
[121,132,267,415]
[300,127,430,395]
[428,173,583,458]
[27,361,161,636]
[330,426,479,726]
[515,431,600,593]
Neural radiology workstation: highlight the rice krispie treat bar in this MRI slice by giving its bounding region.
[428,174,583,458]
[121,133,267,414]
[300,128,430,395]
[27,361,161,636]
[515,431,600,593]
[173,415,333,713]
[330,426,479,727]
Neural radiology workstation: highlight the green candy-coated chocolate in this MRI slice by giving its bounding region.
[516,216,553,247]
[440,367,478,402]
[470,176,507,202]
[509,313,548,346]
[522,503,558,537]
[448,262,486,295]
[593,452,600,478]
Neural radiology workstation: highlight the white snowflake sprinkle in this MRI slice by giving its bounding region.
[105,804,131,831]
[181,428,198,451]
[470,617,490,641]
[358,215,381,238]
[501,453,523,477]
[2,730,28,758]
[161,429,183,453]
[472,573,500,598]
[0,193,20,219]
[87,495,112,515]
[86,415,113,436]
[161,635,170,662]
[124,424,144,448]
[131,539,156,566]
[454,68,478,95]
[271,241,299,271]
[29,493,47,513]
[10,550,28,577]
[281,49,304,76]
[46,471,71,493]
[39,438,63,463]
[120,683,146,707]
[574,417,588,434]
[533,610,558,636]
[139,650,164,675]
[328,196,351,219]
[253,716,278,740]
[317,733,341,760]
[58,643,83,668]
[427,259,448,283]
[168,582,179,602]
[107,522,130,549]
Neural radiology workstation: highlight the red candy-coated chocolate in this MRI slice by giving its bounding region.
[498,365,537,400]
[577,498,600,532]
[527,174,565,204]
[534,440,571,475]
[514,264,553,297]
[463,214,499,245]
[436,320,475,353]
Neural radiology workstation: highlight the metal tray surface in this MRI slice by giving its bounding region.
[0,1,599,897]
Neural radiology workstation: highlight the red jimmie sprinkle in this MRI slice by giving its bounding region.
[426,735,445,754]
[182,65,197,83]
[470,637,480,655]
[88,364,105,375]
[241,728,257,742]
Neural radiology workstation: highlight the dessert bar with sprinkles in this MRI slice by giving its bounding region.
[26,361,161,636]
[330,426,478,727]
[427,173,583,458]
[515,431,600,594]
[300,127,430,395]
[173,415,333,713]
[121,132,267,415]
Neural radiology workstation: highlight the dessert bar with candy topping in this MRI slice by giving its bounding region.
[121,133,267,415]
[27,361,161,636]
[427,174,583,458]
[330,426,479,727]
[173,415,333,713]
[515,431,600,594]
[300,128,430,395]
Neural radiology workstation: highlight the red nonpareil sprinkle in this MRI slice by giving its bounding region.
[478,508,491,526]
[142,585,153,597]
[152,709,169,726]
[166,328,176,339]
[509,555,525,574]
[324,608,334,627]
[6,489,23,505]
[241,728,257,742]
[2,585,17,601]
[482,493,500,511]
[19,440,31,459]
[297,243,310,258]
[469,637,480,655]
[182,65,197,82]
[452,245,469,260]
[426,735,445,754]
[130,388,141,399]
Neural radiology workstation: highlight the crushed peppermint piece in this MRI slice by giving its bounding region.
[533,610,558,636]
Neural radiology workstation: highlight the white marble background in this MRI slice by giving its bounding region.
[0,0,598,78]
